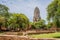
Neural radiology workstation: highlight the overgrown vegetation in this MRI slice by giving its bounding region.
[0,0,60,32]
[0,4,29,31]
[47,0,60,28]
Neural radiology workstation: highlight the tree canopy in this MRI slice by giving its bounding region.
[47,0,60,27]
[8,13,29,31]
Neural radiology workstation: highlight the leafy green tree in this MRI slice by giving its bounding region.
[33,19,45,29]
[0,4,9,28]
[47,0,60,27]
[46,22,53,29]
[29,22,36,29]
[0,15,5,30]
[0,4,9,16]
[8,13,29,31]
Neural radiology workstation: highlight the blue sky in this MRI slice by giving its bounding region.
[0,0,52,22]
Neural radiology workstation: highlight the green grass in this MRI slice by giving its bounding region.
[29,32,60,38]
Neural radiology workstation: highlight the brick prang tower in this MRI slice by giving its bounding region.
[33,7,41,22]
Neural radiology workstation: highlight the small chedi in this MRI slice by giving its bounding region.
[33,7,41,22]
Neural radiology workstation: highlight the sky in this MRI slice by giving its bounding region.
[0,0,52,22]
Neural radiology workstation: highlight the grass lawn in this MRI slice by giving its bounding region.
[29,32,60,38]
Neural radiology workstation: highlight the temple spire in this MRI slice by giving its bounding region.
[33,7,41,22]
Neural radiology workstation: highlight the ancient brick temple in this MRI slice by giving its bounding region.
[33,7,41,22]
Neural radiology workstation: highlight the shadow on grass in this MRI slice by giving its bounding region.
[54,36,60,38]
[0,31,4,33]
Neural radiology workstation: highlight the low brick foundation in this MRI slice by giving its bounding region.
[0,35,59,40]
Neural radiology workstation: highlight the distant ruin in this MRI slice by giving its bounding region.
[33,7,41,22]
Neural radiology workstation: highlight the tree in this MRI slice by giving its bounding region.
[46,22,53,29]
[0,15,5,30]
[0,4,9,16]
[29,22,36,29]
[0,4,9,28]
[47,0,60,27]
[8,13,29,31]
[33,19,45,29]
